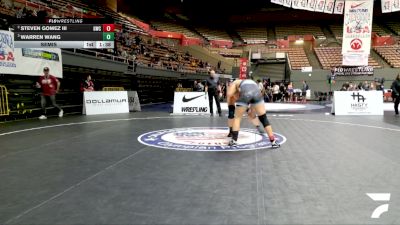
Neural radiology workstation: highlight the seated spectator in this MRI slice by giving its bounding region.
[362,81,370,91]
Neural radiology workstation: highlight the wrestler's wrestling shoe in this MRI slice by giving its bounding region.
[228,139,237,147]
[271,140,280,148]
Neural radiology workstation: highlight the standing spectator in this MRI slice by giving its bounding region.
[257,79,264,95]
[302,80,309,92]
[348,82,356,91]
[279,83,286,102]
[287,82,294,102]
[370,81,376,90]
[81,75,94,92]
[391,74,400,116]
[35,67,63,119]
[205,70,222,116]
[302,81,309,103]
[272,83,280,102]
[362,81,370,91]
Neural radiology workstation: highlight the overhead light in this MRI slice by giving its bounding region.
[295,40,304,44]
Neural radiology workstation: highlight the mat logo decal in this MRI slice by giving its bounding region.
[366,193,391,219]
[138,127,286,151]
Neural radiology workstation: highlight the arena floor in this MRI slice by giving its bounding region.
[1,103,400,225]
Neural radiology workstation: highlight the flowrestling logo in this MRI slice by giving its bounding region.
[138,127,286,151]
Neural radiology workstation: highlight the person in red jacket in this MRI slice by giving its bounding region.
[81,75,94,92]
[36,67,63,119]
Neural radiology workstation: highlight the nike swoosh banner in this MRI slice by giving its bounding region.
[173,92,217,114]
[182,94,204,102]
[342,0,374,66]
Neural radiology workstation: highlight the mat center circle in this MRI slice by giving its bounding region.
[138,127,286,151]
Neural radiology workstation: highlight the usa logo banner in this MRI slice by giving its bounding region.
[0,30,63,78]
[342,0,374,66]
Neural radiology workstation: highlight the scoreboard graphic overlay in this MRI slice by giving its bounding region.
[13,18,115,49]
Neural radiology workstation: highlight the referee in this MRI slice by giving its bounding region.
[205,70,222,117]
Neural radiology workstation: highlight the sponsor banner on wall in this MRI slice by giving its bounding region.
[239,58,248,80]
[307,0,317,11]
[382,0,392,12]
[292,0,301,9]
[333,66,373,76]
[271,0,284,5]
[283,0,292,7]
[333,91,383,115]
[342,0,374,55]
[0,30,63,78]
[127,91,141,112]
[83,91,129,115]
[299,0,308,9]
[315,0,326,12]
[334,0,345,14]
[324,0,335,13]
[392,0,400,11]
[173,92,217,114]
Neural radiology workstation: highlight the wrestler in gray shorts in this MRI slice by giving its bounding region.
[236,80,264,107]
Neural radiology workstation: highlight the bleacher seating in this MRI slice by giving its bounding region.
[209,48,243,58]
[116,33,211,74]
[372,23,390,36]
[236,27,268,44]
[329,24,343,40]
[195,27,232,41]
[386,21,400,35]
[151,20,201,38]
[315,47,381,69]
[374,45,400,68]
[259,48,311,70]
[275,24,324,39]
[96,5,145,34]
